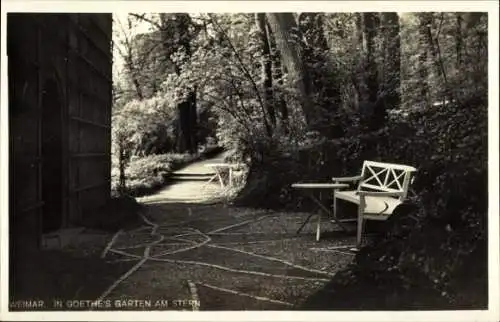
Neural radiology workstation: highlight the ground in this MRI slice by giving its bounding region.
[10,152,361,311]
[101,203,357,310]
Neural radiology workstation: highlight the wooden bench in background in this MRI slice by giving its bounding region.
[333,161,417,249]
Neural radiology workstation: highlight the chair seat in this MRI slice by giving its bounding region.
[335,190,402,219]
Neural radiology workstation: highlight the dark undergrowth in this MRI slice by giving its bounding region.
[231,95,488,309]
[300,209,488,310]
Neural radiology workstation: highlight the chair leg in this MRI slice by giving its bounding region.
[356,209,364,249]
[217,172,225,188]
[297,213,314,235]
[333,192,337,221]
[316,212,321,242]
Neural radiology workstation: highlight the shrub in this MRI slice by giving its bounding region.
[111,144,225,197]
[122,153,192,196]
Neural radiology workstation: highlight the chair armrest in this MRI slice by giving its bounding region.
[332,175,363,183]
[357,191,405,197]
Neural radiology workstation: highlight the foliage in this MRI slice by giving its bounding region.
[399,12,488,108]
[111,11,488,307]
[124,153,192,195]
[231,12,487,307]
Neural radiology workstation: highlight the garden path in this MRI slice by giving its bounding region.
[97,152,359,310]
[137,150,231,205]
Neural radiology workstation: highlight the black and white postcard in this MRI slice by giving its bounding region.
[1,1,498,321]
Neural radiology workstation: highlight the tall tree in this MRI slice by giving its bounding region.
[266,13,315,128]
[351,12,365,111]
[455,13,464,67]
[163,13,198,154]
[255,13,276,127]
[464,12,487,95]
[421,13,448,90]
[381,12,401,111]
[424,13,457,102]
[265,20,289,130]
[362,12,380,103]
[360,12,386,131]
[416,13,431,106]
[133,13,200,153]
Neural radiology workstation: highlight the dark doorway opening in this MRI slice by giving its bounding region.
[41,79,63,233]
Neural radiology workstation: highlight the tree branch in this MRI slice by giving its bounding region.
[208,13,272,137]
[201,92,253,133]
[129,13,164,30]
[228,77,254,119]
[115,16,144,100]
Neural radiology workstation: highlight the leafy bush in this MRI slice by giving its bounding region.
[115,153,191,196]
[111,144,224,197]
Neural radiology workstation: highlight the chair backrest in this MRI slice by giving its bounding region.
[358,161,417,200]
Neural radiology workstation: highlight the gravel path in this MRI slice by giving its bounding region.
[9,153,358,311]
[100,204,358,310]
[99,158,358,310]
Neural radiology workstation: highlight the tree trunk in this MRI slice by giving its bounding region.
[256,13,276,127]
[381,12,401,111]
[177,100,189,153]
[363,12,380,103]
[266,13,315,128]
[361,12,385,131]
[417,13,430,106]
[465,12,487,94]
[455,13,464,67]
[131,77,144,100]
[159,13,198,153]
[118,138,127,193]
[355,13,364,47]
[266,20,289,130]
[422,13,443,80]
[422,13,454,102]
[188,88,198,154]
[352,13,364,110]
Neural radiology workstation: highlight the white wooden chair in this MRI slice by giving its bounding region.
[332,161,417,249]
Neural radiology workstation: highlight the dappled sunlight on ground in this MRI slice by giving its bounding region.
[138,181,226,204]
